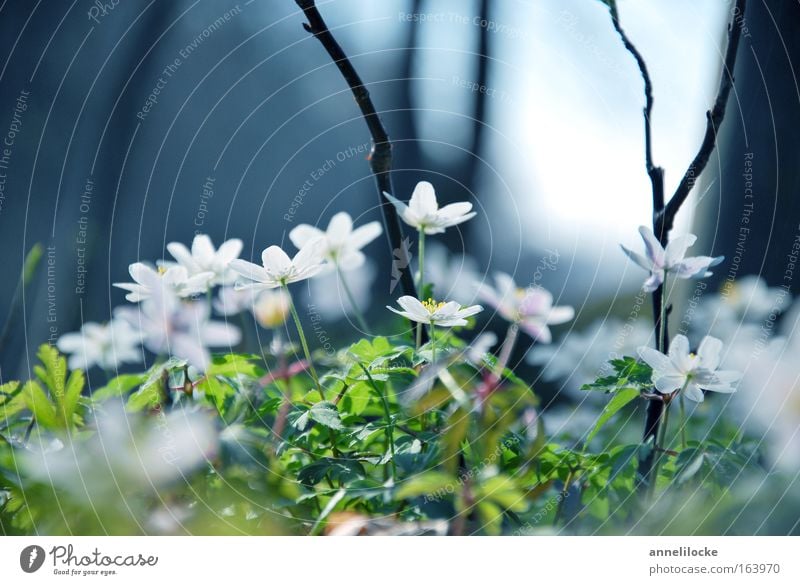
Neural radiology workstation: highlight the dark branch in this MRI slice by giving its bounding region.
[609,3,665,220]
[293,0,419,304]
[659,0,747,233]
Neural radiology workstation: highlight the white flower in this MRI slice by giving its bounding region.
[166,234,243,286]
[387,296,483,327]
[115,287,240,371]
[621,226,723,292]
[22,403,218,498]
[253,289,291,329]
[289,212,382,270]
[426,242,482,305]
[56,320,142,371]
[229,242,325,290]
[383,181,476,235]
[477,272,573,343]
[528,318,652,396]
[114,262,214,302]
[213,286,258,316]
[637,334,741,402]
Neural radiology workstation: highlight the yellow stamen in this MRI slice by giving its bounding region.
[421,298,447,313]
[157,266,168,275]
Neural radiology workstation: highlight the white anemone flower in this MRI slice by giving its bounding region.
[637,334,741,402]
[477,272,574,343]
[115,287,240,371]
[621,226,723,292]
[383,181,476,235]
[166,234,243,286]
[289,211,382,270]
[387,296,483,327]
[229,241,325,290]
[56,319,142,371]
[114,262,214,302]
[23,403,218,498]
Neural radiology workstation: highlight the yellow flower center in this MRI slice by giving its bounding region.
[422,298,447,313]
[157,265,168,275]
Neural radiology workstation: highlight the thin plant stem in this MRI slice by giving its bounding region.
[650,400,672,499]
[284,285,323,401]
[430,322,435,363]
[679,393,687,450]
[357,362,396,482]
[496,322,519,376]
[417,230,426,292]
[415,318,423,349]
[336,264,370,334]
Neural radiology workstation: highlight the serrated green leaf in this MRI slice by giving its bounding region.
[586,387,640,443]
[344,382,371,416]
[309,401,343,430]
[22,381,58,429]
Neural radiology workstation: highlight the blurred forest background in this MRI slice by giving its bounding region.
[0,0,799,401]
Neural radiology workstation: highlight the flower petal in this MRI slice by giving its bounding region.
[408,181,438,216]
[654,373,685,393]
[289,224,324,250]
[620,244,652,271]
[637,346,671,372]
[229,259,271,283]
[664,233,697,266]
[217,238,243,263]
[191,234,216,262]
[638,226,665,268]
[348,221,382,249]
[262,246,293,275]
[697,335,723,370]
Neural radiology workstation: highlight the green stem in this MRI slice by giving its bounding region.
[284,285,323,401]
[417,230,426,292]
[336,265,370,333]
[430,322,436,363]
[650,399,672,498]
[358,362,396,482]
[658,273,668,351]
[679,393,687,450]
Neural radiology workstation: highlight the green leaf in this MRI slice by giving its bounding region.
[476,476,527,512]
[33,344,67,406]
[343,381,371,416]
[582,356,652,393]
[309,401,343,430]
[0,381,24,421]
[297,458,365,487]
[675,448,705,484]
[207,354,264,378]
[586,387,640,443]
[476,500,505,535]
[21,381,58,429]
[62,369,85,423]
[91,374,147,401]
[396,471,456,499]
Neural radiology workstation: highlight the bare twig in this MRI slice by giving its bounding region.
[659,0,747,234]
[609,0,746,490]
[293,0,419,304]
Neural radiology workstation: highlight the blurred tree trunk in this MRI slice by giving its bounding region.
[705,0,800,288]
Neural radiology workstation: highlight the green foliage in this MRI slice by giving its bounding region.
[0,339,785,536]
[581,356,652,393]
